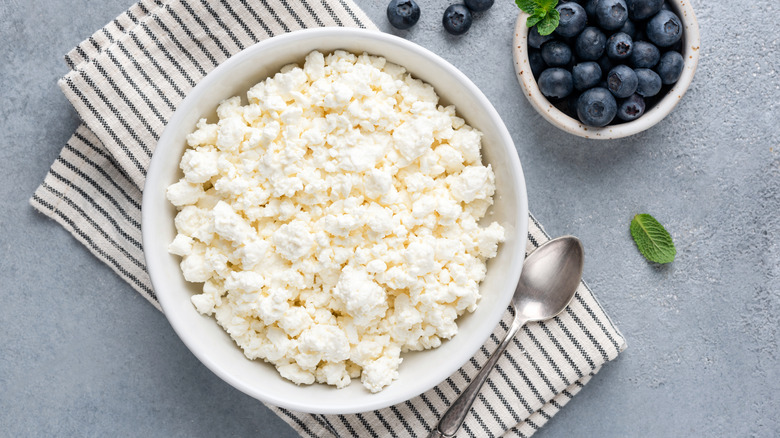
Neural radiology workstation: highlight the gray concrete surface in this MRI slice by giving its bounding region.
[2,0,778,436]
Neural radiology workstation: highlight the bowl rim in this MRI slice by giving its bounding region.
[142,27,529,413]
[512,0,700,139]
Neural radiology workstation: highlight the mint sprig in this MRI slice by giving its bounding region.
[515,0,560,36]
[630,214,676,264]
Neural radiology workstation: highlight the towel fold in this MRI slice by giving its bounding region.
[31,1,626,436]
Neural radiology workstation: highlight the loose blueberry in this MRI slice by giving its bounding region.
[529,50,546,78]
[465,0,494,12]
[617,93,646,121]
[572,62,603,91]
[538,68,574,99]
[606,32,633,60]
[575,27,607,60]
[577,87,617,126]
[443,4,473,35]
[646,9,683,47]
[607,64,638,98]
[528,26,555,49]
[541,40,573,67]
[386,0,421,30]
[630,41,660,68]
[656,50,684,84]
[596,0,628,31]
[555,2,588,37]
[625,0,663,20]
[634,68,662,96]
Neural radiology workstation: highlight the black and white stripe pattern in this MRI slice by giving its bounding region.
[31,1,625,436]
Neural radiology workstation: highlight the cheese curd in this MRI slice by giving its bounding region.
[167,50,505,393]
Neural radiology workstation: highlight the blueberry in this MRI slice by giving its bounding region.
[558,93,581,118]
[634,68,662,96]
[596,0,628,31]
[584,0,599,19]
[577,87,617,126]
[633,25,646,42]
[656,50,684,84]
[529,50,546,78]
[607,64,638,98]
[528,26,555,49]
[555,2,588,37]
[618,19,636,39]
[541,40,573,67]
[575,27,607,60]
[572,62,603,91]
[625,0,663,20]
[387,0,421,30]
[538,68,574,99]
[443,4,473,35]
[465,0,494,12]
[597,54,615,76]
[667,38,684,54]
[606,32,633,60]
[646,9,683,47]
[617,93,646,121]
[630,41,660,68]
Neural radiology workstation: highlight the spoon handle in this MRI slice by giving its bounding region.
[428,312,529,438]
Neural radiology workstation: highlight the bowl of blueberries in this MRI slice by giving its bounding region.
[513,0,700,139]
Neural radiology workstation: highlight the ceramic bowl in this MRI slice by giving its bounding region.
[512,0,700,139]
[142,27,528,414]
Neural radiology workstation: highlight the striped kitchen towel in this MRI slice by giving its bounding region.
[30,0,626,437]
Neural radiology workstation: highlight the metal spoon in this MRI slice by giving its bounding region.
[428,235,584,438]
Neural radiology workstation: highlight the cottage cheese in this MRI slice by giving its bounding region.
[167,50,505,393]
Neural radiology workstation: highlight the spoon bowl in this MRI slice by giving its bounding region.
[514,236,584,322]
[429,235,584,438]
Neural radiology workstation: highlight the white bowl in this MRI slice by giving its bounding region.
[142,27,528,414]
[512,0,700,139]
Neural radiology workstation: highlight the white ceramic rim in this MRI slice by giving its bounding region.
[512,0,700,139]
[142,27,529,414]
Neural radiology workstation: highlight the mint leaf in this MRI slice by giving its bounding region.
[515,0,560,35]
[526,10,545,27]
[515,0,537,14]
[536,0,558,10]
[630,214,676,264]
[535,8,560,35]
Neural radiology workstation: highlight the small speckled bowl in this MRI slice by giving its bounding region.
[513,0,700,139]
